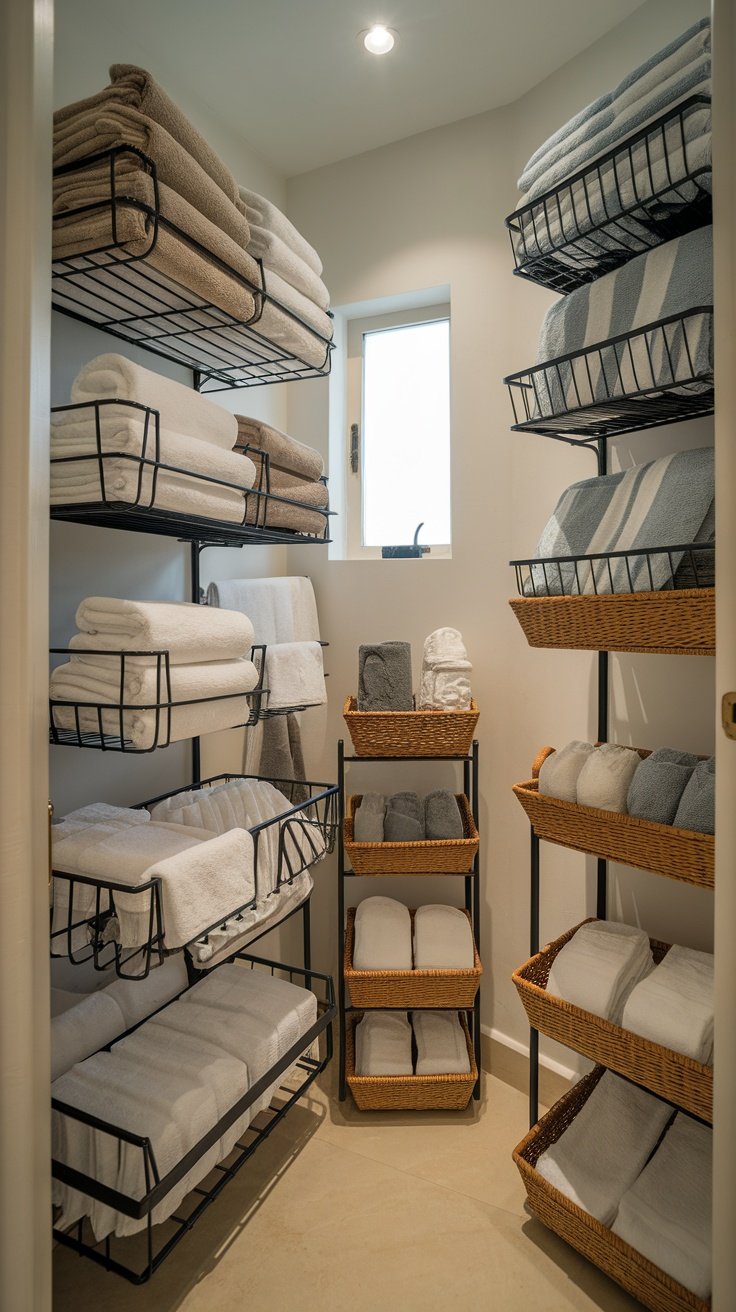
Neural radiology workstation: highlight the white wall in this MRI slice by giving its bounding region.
[285,0,714,1066]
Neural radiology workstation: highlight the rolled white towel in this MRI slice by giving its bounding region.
[612,1113,712,1300]
[355,1011,413,1076]
[538,740,596,802]
[412,1010,470,1075]
[536,1072,673,1225]
[576,744,642,812]
[69,596,254,664]
[263,641,326,710]
[51,990,128,1082]
[418,627,472,711]
[207,576,319,645]
[546,920,653,1024]
[412,904,475,970]
[621,944,714,1063]
[352,896,412,971]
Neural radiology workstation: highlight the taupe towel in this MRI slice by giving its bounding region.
[258,713,308,805]
[245,479,329,537]
[235,415,324,484]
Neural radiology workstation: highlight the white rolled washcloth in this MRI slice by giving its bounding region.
[69,597,255,663]
[412,1010,470,1075]
[70,352,238,450]
[621,943,714,1063]
[352,896,412,971]
[612,1113,712,1300]
[207,575,320,645]
[546,919,653,1024]
[418,627,472,711]
[538,740,596,802]
[535,1071,673,1225]
[355,1011,413,1076]
[412,904,475,970]
[576,744,642,812]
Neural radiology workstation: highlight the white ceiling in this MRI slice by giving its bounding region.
[63,0,649,177]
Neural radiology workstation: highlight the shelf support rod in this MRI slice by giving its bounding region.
[595,438,609,920]
[191,540,202,784]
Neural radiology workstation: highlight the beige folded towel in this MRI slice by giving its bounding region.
[247,225,329,309]
[245,480,329,537]
[235,416,324,483]
[238,186,323,275]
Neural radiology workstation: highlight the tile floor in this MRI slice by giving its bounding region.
[53,1067,643,1312]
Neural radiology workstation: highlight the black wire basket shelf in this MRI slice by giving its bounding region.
[511,540,715,598]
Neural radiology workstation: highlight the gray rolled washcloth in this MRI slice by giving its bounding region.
[358,642,413,712]
[425,790,464,840]
[353,793,386,843]
[384,792,425,843]
[626,748,698,826]
[673,757,715,834]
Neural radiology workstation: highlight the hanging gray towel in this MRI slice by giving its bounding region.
[358,642,413,712]
[258,712,308,804]
[673,757,715,833]
[384,793,424,843]
[626,748,698,825]
[353,793,386,843]
[424,790,464,840]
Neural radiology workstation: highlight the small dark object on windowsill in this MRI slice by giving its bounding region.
[382,523,431,559]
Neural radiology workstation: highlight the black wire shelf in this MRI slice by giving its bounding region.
[511,541,715,598]
[506,96,712,294]
[51,148,334,391]
[504,309,713,443]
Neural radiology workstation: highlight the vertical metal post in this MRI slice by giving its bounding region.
[529,829,540,1126]
[471,739,481,1099]
[302,899,312,990]
[596,438,609,921]
[191,541,201,784]
[337,739,347,1100]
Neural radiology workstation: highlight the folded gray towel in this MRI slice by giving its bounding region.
[353,793,386,843]
[358,642,413,712]
[627,750,696,826]
[424,790,464,840]
[644,747,699,767]
[673,757,715,833]
[384,792,424,843]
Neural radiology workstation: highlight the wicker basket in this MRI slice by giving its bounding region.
[345,1011,477,1111]
[513,1068,710,1312]
[344,794,479,874]
[513,745,714,889]
[344,907,482,1008]
[343,696,479,757]
[509,589,715,656]
[513,919,712,1121]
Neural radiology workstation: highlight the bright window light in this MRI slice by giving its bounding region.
[362,319,451,547]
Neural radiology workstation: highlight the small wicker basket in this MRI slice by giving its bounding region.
[345,1011,477,1111]
[513,1068,710,1312]
[343,695,479,758]
[344,907,482,1009]
[344,794,479,875]
[512,919,712,1122]
[509,589,715,656]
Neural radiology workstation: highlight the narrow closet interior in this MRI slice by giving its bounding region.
[36,0,719,1309]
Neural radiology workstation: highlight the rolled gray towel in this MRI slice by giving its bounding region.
[358,642,413,711]
[627,749,697,825]
[424,790,464,840]
[645,747,699,767]
[384,792,424,842]
[673,757,715,834]
[353,793,386,843]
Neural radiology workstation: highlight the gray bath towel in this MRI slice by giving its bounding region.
[258,713,308,805]
[424,791,464,841]
[384,793,424,843]
[353,794,386,843]
[626,748,698,826]
[673,757,715,834]
[358,642,413,712]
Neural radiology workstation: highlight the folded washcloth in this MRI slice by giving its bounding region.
[69,596,254,663]
[234,415,324,484]
[418,628,472,711]
[673,757,715,833]
[358,642,413,712]
[413,904,475,970]
[576,745,642,813]
[207,576,319,645]
[355,1011,413,1076]
[424,791,464,841]
[237,186,323,276]
[612,1113,712,1300]
[352,896,412,971]
[412,1010,471,1075]
[353,794,386,843]
[538,741,596,802]
[622,944,714,1063]
[547,920,653,1024]
[51,990,127,1082]
[384,792,424,843]
[626,747,699,825]
[535,1071,673,1225]
[263,641,326,711]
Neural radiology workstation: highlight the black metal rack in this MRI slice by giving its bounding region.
[336,739,482,1104]
[506,96,712,294]
[52,148,334,391]
[511,540,715,598]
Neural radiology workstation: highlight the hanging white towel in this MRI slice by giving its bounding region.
[546,920,653,1024]
[263,641,326,710]
[621,944,714,1063]
[206,576,319,645]
[412,1010,470,1075]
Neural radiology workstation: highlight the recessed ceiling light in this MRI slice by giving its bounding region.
[363,24,395,55]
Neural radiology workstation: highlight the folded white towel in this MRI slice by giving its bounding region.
[51,805,150,954]
[51,465,252,525]
[246,224,329,310]
[206,576,319,645]
[547,920,653,1025]
[53,802,150,837]
[576,744,642,812]
[622,944,714,1063]
[355,1011,413,1076]
[69,596,254,663]
[70,352,238,450]
[352,896,412,971]
[105,953,189,1028]
[189,870,313,968]
[264,641,326,710]
[259,269,333,342]
[536,1072,673,1225]
[238,187,323,277]
[418,628,472,711]
[51,990,128,1082]
[412,904,475,970]
[51,987,87,1018]
[538,741,596,802]
[613,1113,712,1299]
[412,1010,470,1075]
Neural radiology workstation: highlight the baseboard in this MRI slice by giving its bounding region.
[480,1024,577,1110]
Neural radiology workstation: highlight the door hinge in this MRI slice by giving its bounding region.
[350,423,359,474]
[722,692,736,739]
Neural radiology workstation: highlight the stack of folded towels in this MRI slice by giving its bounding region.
[233,415,329,537]
[351,898,475,973]
[53,964,318,1239]
[356,630,473,712]
[49,597,259,749]
[546,920,653,1026]
[536,1071,711,1300]
[354,1010,470,1078]
[353,791,465,843]
[51,353,257,524]
[538,739,715,833]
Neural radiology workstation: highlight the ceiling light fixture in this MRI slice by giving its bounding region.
[363,24,395,55]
